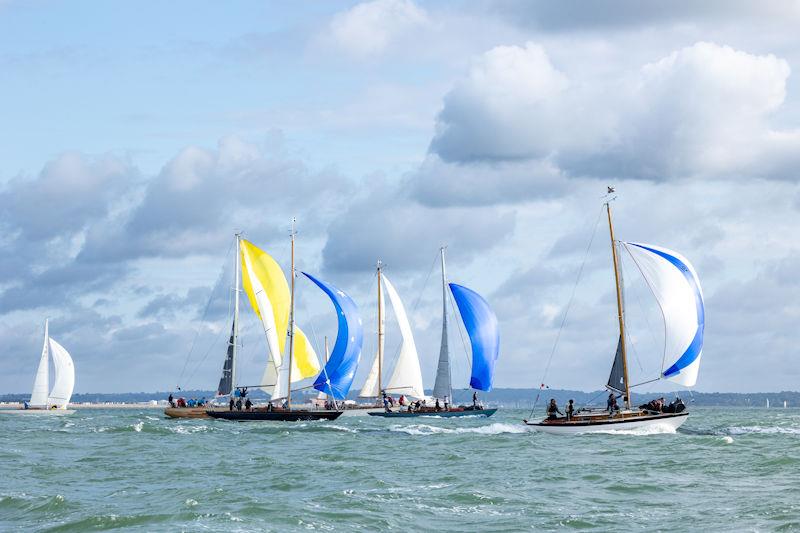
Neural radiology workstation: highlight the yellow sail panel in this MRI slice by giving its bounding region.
[240,239,290,357]
[291,327,320,381]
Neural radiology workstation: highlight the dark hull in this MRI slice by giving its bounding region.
[207,409,343,421]
[368,408,497,418]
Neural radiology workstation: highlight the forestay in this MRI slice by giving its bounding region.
[623,242,705,387]
[382,275,426,399]
[303,272,363,400]
[449,283,500,392]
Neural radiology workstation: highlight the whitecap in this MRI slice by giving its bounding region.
[185,498,198,507]
[727,426,800,435]
[132,421,143,432]
[389,422,528,436]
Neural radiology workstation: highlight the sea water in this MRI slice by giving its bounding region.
[1,407,798,531]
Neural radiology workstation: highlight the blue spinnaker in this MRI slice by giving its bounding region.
[302,272,363,400]
[449,283,499,391]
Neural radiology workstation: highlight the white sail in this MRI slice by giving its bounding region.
[47,338,74,408]
[30,320,50,407]
[359,282,385,398]
[624,242,705,387]
[382,275,426,399]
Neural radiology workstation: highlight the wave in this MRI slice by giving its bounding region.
[726,425,800,435]
[388,423,529,436]
[586,423,678,436]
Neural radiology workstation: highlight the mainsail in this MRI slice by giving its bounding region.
[47,338,74,408]
[216,322,235,396]
[30,320,50,407]
[431,248,451,400]
[606,336,626,393]
[449,283,500,392]
[303,272,363,400]
[382,275,426,399]
[623,242,705,387]
[239,239,320,396]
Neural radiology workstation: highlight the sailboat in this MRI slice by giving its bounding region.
[525,197,704,434]
[368,248,500,418]
[1,320,75,415]
[208,223,360,421]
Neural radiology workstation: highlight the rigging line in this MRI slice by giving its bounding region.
[622,243,669,376]
[526,205,605,421]
[176,237,235,389]
[619,246,661,374]
[383,251,440,382]
[183,320,232,390]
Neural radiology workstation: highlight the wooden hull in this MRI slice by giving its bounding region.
[525,411,689,434]
[164,407,214,419]
[368,408,497,418]
[207,409,343,421]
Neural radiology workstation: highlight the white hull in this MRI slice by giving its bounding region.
[0,409,76,416]
[528,413,688,435]
[339,406,385,417]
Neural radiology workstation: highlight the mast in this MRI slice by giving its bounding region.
[286,218,297,407]
[606,202,631,410]
[377,260,384,397]
[230,234,241,398]
[432,246,452,402]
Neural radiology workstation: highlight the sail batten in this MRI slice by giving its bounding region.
[623,242,705,387]
[449,283,499,392]
[302,273,363,400]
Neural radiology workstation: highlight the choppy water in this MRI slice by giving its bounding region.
[1,407,798,532]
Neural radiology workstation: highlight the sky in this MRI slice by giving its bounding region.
[2,0,800,395]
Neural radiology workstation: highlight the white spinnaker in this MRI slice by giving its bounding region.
[382,275,426,399]
[624,242,704,387]
[241,248,284,394]
[30,321,50,407]
[47,338,74,408]
[359,282,385,398]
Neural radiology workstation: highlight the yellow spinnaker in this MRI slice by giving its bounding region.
[240,239,320,382]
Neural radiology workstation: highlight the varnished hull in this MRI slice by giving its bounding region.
[368,408,497,418]
[207,409,343,421]
[525,411,688,434]
[164,407,213,419]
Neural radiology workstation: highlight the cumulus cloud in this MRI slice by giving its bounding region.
[326,0,431,59]
[430,41,800,184]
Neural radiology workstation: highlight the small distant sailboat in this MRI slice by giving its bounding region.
[368,248,500,418]
[1,320,75,415]
[208,222,359,421]
[526,197,703,433]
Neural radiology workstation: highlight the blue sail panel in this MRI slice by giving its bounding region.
[448,283,499,392]
[302,272,363,400]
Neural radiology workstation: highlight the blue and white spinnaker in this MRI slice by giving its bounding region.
[448,283,500,392]
[623,242,705,387]
[302,272,364,400]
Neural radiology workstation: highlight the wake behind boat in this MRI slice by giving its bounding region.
[525,193,704,434]
[0,319,76,416]
[368,406,497,418]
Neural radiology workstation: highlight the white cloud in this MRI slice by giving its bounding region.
[327,0,430,59]
[430,41,800,182]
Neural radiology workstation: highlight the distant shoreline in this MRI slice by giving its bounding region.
[0,402,165,410]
